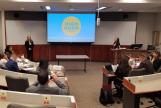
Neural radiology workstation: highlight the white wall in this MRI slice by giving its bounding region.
[6,20,136,45]
[155,13,161,31]
[95,21,136,45]
[5,13,160,47]
[135,13,156,45]
[154,13,161,51]
[0,11,2,53]
[6,20,47,45]
[0,11,4,53]
[0,11,6,53]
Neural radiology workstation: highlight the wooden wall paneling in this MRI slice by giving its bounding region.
[12,45,26,56]
[33,45,40,61]
[39,45,49,61]
[11,44,130,62]
[55,44,71,55]
[49,45,56,61]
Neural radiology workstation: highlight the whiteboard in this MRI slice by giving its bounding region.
[6,20,136,45]
[94,21,136,45]
[6,20,47,45]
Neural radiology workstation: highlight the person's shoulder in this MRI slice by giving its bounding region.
[26,86,38,92]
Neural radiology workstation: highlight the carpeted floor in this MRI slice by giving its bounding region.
[53,61,155,108]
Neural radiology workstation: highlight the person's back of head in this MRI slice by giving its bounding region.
[38,69,49,85]
[39,60,48,70]
[5,45,12,52]
[120,56,130,67]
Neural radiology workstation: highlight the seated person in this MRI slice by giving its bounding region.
[26,69,69,95]
[138,55,155,75]
[36,60,53,75]
[150,51,161,71]
[0,53,8,69]
[114,56,131,98]
[6,53,19,72]
[4,45,14,59]
[36,60,49,71]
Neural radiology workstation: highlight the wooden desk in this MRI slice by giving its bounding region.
[0,90,77,108]
[123,73,161,108]
[0,69,37,88]
[18,60,65,77]
[0,69,68,89]
[101,67,116,90]
[56,55,89,72]
[111,49,147,64]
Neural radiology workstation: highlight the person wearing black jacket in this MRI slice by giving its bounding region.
[113,38,120,49]
[150,51,161,71]
[25,36,34,61]
[114,56,131,98]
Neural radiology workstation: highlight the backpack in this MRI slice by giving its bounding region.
[99,88,114,106]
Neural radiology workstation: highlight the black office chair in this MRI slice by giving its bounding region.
[128,68,146,77]
[5,75,29,92]
[146,92,161,108]
[7,104,56,108]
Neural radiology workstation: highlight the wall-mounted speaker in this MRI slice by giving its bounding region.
[13,13,20,18]
[123,14,128,20]
[97,17,100,26]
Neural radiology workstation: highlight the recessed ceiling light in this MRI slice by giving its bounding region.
[96,7,107,11]
[13,0,43,2]
[118,9,123,11]
[21,8,25,10]
[69,8,75,11]
[121,0,146,3]
[45,6,51,10]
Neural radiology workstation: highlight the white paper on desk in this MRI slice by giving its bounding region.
[23,67,35,71]
[53,65,63,71]
[24,59,29,63]
[112,64,118,72]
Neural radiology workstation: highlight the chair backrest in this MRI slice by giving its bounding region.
[7,104,56,108]
[128,68,146,77]
[5,75,29,92]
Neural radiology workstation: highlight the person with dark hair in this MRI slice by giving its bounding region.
[36,59,51,75]
[113,38,120,49]
[4,45,14,59]
[38,59,49,70]
[25,36,34,61]
[6,53,19,72]
[138,55,155,75]
[150,51,161,71]
[0,53,8,69]
[113,56,131,98]
[26,69,69,95]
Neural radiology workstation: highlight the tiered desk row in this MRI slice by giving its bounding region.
[123,73,161,108]
[0,59,77,108]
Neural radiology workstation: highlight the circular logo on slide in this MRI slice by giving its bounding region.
[62,16,81,36]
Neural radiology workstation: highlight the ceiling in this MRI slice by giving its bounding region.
[0,0,161,12]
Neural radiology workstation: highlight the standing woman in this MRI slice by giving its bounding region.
[25,36,34,61]
[113,38,120,49]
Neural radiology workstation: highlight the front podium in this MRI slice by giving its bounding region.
[111,49,148,64]
[123,73,161,108]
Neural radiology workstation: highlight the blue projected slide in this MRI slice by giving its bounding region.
[47,13,96,43]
